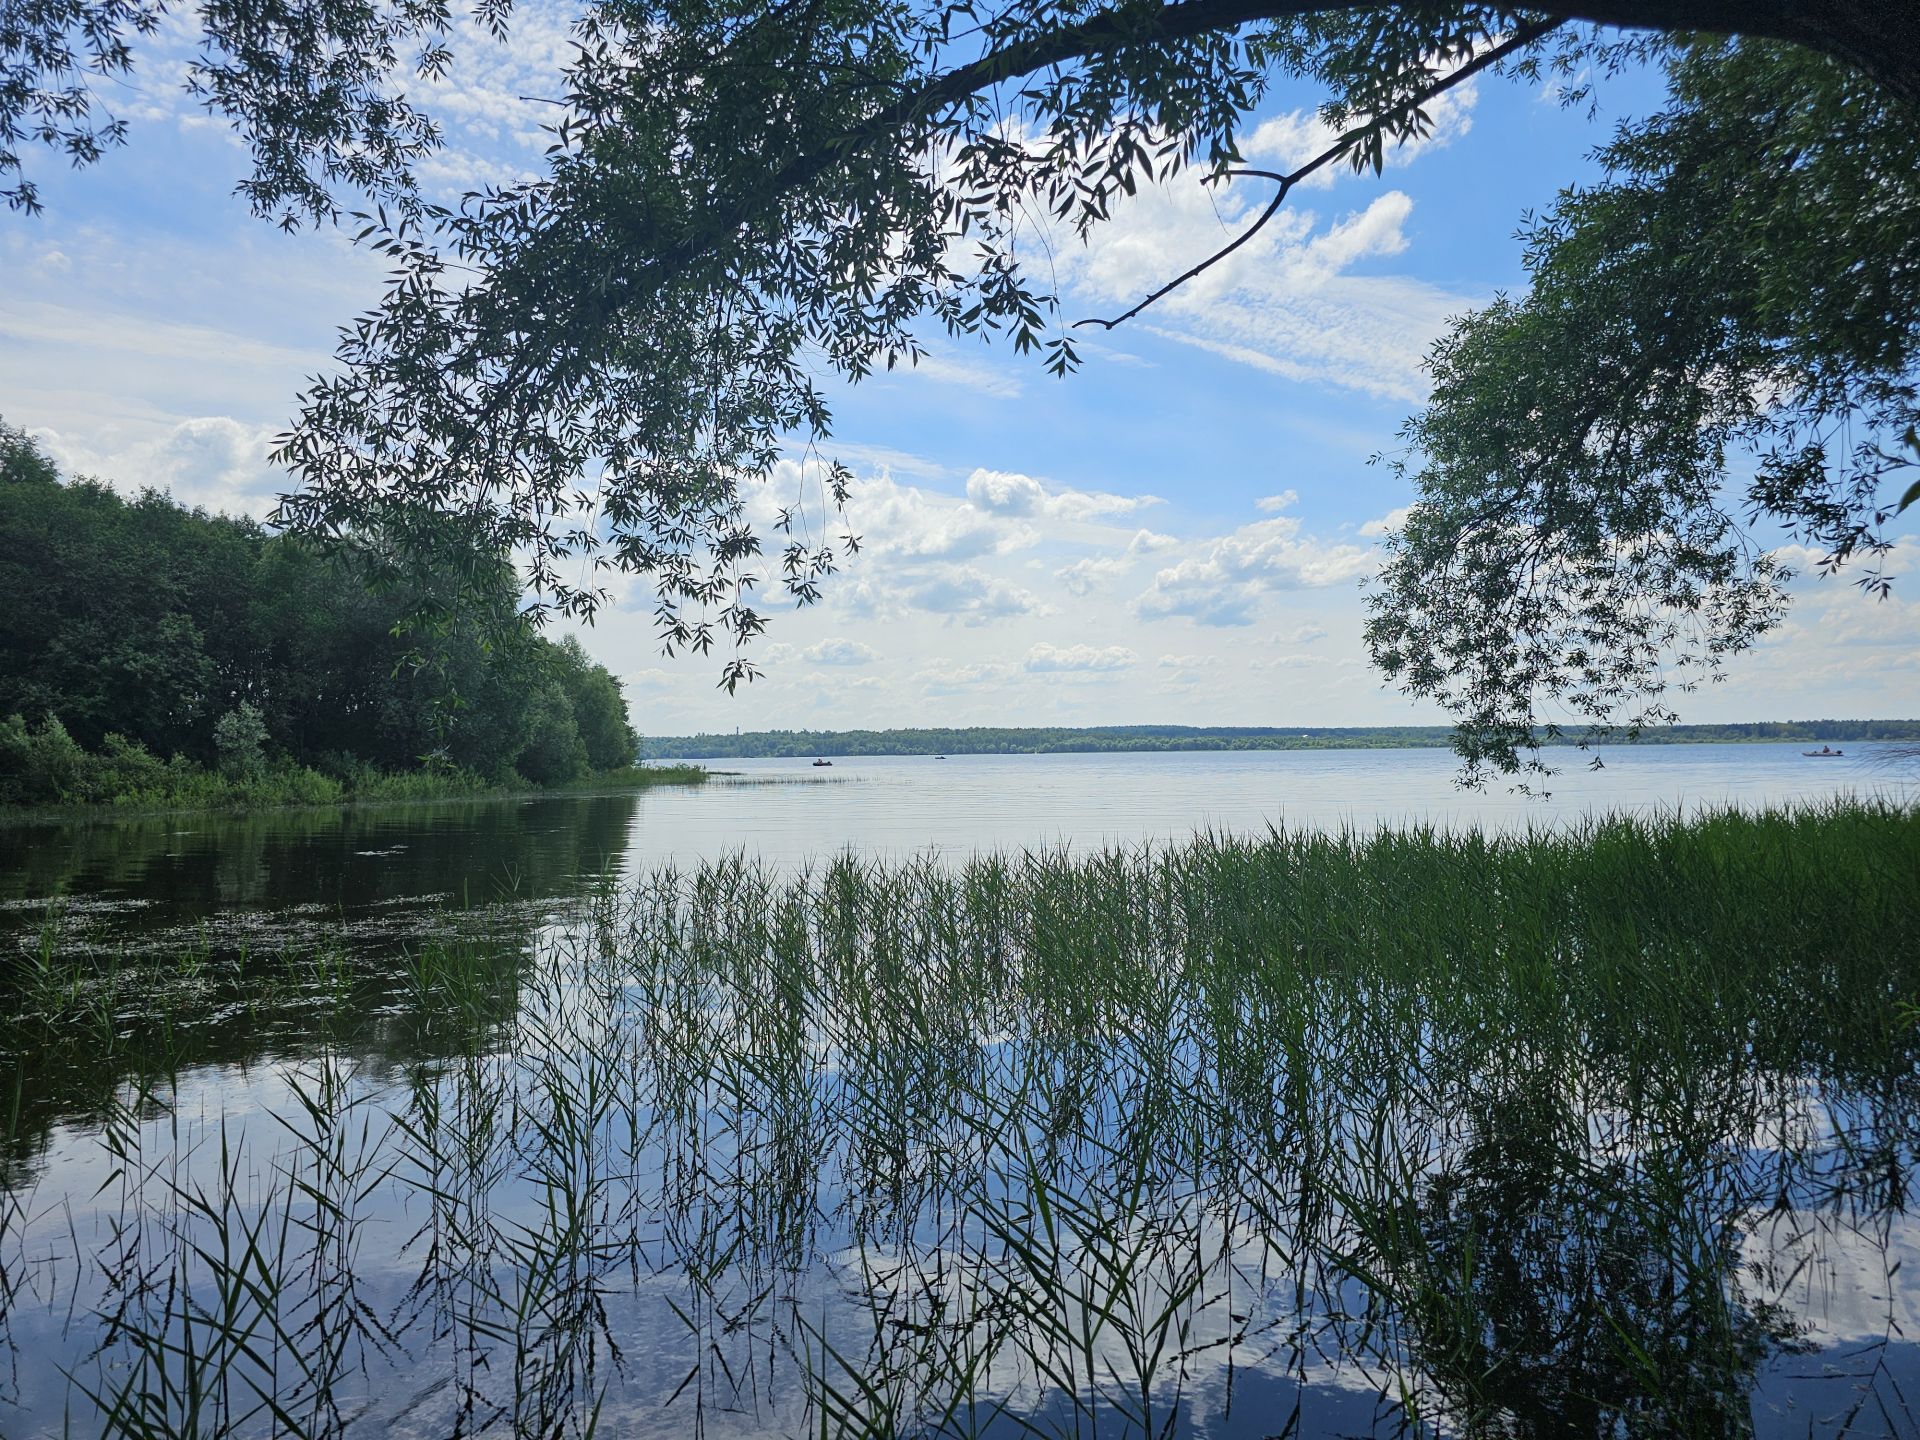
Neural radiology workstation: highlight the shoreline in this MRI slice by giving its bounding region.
[0,764,709,827]
[643,720,1920,762]
[651,735,1920,762]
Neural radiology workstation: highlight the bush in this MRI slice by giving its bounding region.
[213,703,270,780]
[0,713,87,804]
[95,733,172,805]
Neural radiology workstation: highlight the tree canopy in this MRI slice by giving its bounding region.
[7,0,1918,775]
[0,423,641,804]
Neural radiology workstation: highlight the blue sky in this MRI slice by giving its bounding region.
[4,10,1917,736]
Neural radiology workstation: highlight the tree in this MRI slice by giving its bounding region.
[213,700,271,779]
[0,424,646,794]
[1368,39,1920,780]
[10,4,1918,767]
[552,636,641,770]
[513,681,589,784]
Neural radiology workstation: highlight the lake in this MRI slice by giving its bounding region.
[0,744,1916,1439]
[3,742,1907,957]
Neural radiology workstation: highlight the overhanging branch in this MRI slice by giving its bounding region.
[649,0,1916,285]
[1073,18,1559,333]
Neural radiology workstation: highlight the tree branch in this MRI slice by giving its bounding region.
[645,0,1917,286]
[1072,18,1558,333]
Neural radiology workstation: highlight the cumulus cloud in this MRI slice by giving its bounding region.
[1055,555,1130,596]
[33,415,286,517]
[1255,490,1300,513]
[1053,526,1185,596]
[1129,529,1179,553]
[1157,653,1224,669]
[964,467,1161,521]
[1136,515,1375,626]
[1024,643,1137,673]
[1359,505,1414,538]
[844,472,1033,562]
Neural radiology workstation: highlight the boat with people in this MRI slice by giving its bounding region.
[1803,745,1844,757]
[812,758,833,767]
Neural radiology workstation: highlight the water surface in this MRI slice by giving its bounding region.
[0,747,1914,1438]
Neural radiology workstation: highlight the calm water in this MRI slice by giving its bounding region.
[1,743,1907,955]
[0,744,1914,1438]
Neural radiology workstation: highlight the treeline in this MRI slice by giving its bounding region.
[648,720,1920,760]
[1,424,642,809]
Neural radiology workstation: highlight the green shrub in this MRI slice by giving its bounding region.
[213,703,270,780]
[0,713,87,804]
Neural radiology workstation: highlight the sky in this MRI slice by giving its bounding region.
[4,8,1918,738]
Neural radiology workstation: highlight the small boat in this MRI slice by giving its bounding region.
[934,755,946,760]
[812,758,833,767]
[1802,747,1844,757]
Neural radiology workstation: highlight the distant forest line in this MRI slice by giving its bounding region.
[648,721,1920,760]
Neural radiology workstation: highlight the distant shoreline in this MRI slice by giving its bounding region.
[644,722,1920,761]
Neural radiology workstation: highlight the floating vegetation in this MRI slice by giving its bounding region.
[0,801,1917,1437]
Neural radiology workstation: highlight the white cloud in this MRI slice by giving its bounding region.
[833,472,1035,563]
[33,415,286,517]
[1055,555,1131,596]
[1359,505,1414,538]
[2,299,321,377]
[1053,525,1184,595]
[1024,643,1138,673]
[1244,76,1480,185]
[623,668,680,689]
[1157,653,1225,669]
[907,351,1024,398]
[964,467,1161,521]
[915,661,1010,695]
[1250,653,1329,670]
[1059,147,1473,400]
[1256,490,1300,513]
[1136,515,1375,626]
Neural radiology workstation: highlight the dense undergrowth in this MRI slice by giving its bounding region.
[1,801,1916,1437]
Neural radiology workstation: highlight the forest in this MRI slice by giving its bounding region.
[646,720,1920,760]
[0,423,643,808]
